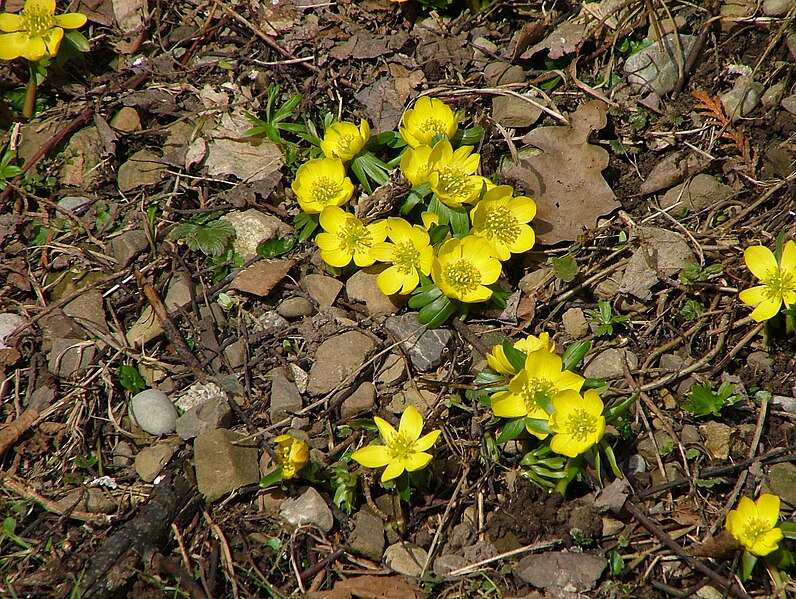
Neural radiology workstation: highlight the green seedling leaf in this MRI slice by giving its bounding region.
[501,339,527,372]
[450,125,484,146]
[408,282,443,309]
[551,254,578,282]
[257,236,295,258]
[496,418,526,444]
[294,212,319,242]
[171,219,235,257]
[524,417,552,437]
[118,364,146,394]
[739,550,757,582]
[418,293,457,328]
[259,467,284,488]
[683,381,739,418]
[561,340,590,371]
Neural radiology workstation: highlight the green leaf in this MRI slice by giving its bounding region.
[739,550,757,582]
[450,125,484,146]
[171,219,236,257]
[294,212,319,242]
[496,418,526,444]
[561,341,590,371]
[408,283,443,309]
[259,467,284,488]
[535,391,554,415]
[448,206,470,238]
[551,254,578,282]
[524,417,551,436]
[257,236,295,258]
[683,382,729,418]
[118,364,146,394]
[501,339,527,372]
[64,29,91,53]
[418,293,457,328]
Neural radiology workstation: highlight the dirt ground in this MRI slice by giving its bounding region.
[0,0,795,597]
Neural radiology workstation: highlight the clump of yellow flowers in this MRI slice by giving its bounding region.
[0,0,88,117]
[290,96,537,328]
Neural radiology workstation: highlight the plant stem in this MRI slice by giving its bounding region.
[23,61,37,118]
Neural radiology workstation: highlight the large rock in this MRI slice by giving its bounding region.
[384,312,454,372]
[279,487,334,533]
[624,34,697,96]
[307,331,377,396]
[194,429,260,501]
[268,367,303,423]
[515,551,606,591]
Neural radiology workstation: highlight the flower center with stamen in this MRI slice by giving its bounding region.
[436,168,471,199]
[337,221,372,254]
[22,5,54,37]
[482,205,520,244]
[393,241,420,274]
[335,134,356,155]
[311,177,340,206]
[420,118,446,134]
[742,518,773,546]
[565,409,598,441]
[519,377,553,412]
[443,258,480,294]
[763,268,796,299]
[388,432,416,459]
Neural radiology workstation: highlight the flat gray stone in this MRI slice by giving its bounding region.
[47,337,96,378]
[583,348,638,380]
[624,34,697,96]
[307,331,377,396]
[377,353,406,386]
[268,367,303,422]
[194,429,260,501]
[346,268,405,319]
[56,488,117,514]
[117,149,165,193]
[515,551,606,591]
[110,229,149,268]
[221,209,292,258]
[562,307,588,338]
[302,274,343,309]
[279,487,334,533]
[130,389,178,436]
[746,351,773,374]
[618,226,693,300]
[348,509,385,560]
[765,463,796,506]
[384,542,428,576]
[763,0,796,16]
[384,312,453,372]
[134,443,174,482]
[660,174,734,213]
[175,396,232,440]
[719,76,762,122]
[277,297,315,319]
[341,382,376,419]
[0,313,26,349]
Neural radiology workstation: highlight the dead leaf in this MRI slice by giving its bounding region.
[501,101,619,244]
[639,151,714,195]
[521,19,587,60]
[306,574,425,599]
[354,78,406,133]
[231,259,295,297]
[618,226,693,300]
[112,0,146,34]
[204,137,284,182]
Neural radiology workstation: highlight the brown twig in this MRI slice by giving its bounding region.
[624,500,753,599]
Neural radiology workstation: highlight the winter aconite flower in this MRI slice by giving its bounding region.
[351,406,441,482]
[316,206,386,268]
[548,389,606,457]
[490,347,585,438]
[321,120,370,162]
[470,185,536,261]
[726,494,784,556]
[291,158,355,214]
[738,240,796,322]
[274,434,310,479]
[400,144,434,186]
[0,0,87,61]
[427,141,485,208]
[399,97,458,148]
[371,218,433,295]
[431,236,501,303]
[486,332,554,375]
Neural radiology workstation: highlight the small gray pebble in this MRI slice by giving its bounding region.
[277,297,316,319]
[130,389,178,436]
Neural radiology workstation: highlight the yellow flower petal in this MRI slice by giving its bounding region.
[352,445,392,469]
[0,14,23,32]
[373,416,398,445]
[490,390,527,418]
[744,246,778,280]
[402,451,433,472]
[381,459,405,482]
[781,240,796,272]
[54,12,88,29]
[29,0,56,12]
[414,430,441,452]
[398,405,423,440]
[738,285,768,307]
[756,493,781,527]
[0,31,29,59]
[750,298,782,322]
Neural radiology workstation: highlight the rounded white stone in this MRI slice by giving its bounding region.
[130,389,178,436]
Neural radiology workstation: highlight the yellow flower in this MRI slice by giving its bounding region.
[420,211,439,230]
[316,206,386,268]
[351,406,441,482]
[738,241,796,322]
[321,120,370,162]
[400,144,434,186]
[486,332,554,375]
[470,185,537,261]
[291,158,355,214]
[0,0,86,61]
[274,434,309,480]
[490,347,585,438]
[427,141,485,208]
[431,236,501,303]
[371,217,433,295]
[399,97,458,148]
[548,389,606,457]
[726,494,783,556]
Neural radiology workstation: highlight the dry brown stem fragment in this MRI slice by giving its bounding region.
[691,90,756,177]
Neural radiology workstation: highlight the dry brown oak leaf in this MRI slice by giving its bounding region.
[502,100,620,244]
